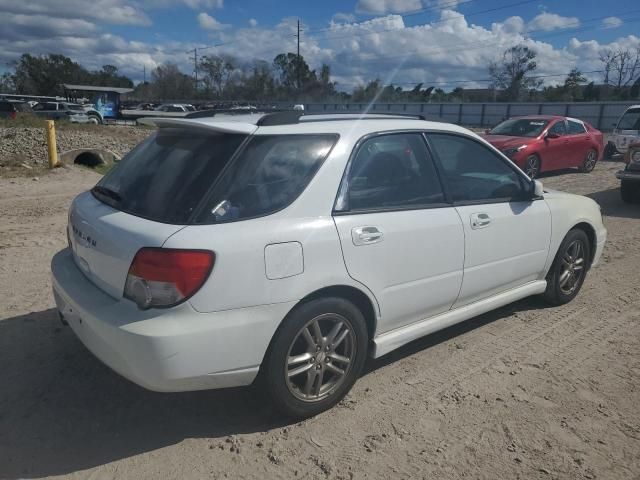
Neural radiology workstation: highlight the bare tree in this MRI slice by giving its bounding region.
[488,45,543,101]
[600,47,640,88]
[199,55,236,98]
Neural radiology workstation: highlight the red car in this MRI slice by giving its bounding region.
[482,116,604,178]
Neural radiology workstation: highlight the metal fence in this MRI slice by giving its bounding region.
[305,101,639,131]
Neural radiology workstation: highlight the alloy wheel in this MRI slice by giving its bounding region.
[584,150,597,172]
[285,313,356,402]
[525,155,540,179]
[559,239,586,295]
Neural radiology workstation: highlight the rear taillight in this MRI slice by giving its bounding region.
[124,248,215,309]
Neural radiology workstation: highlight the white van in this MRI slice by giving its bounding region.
[608,105,640,157]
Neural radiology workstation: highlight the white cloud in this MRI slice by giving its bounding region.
[356,0,422,15]
[0,0,151,26]
[527,13,578,32]
[248,18,258,27]
[197,12,229,31]
[602,17,623,29]
[332,12,357,23]
[182,0,223,9]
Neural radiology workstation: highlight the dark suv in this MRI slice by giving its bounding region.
[0,100,33,120]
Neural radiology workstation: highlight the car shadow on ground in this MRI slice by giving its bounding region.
[0,296,547,478]
[586,187,640,219]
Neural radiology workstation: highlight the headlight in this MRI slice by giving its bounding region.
[632,150,640,163]
[503,145,528,158]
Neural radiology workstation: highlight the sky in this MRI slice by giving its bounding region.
[1,0,639,92]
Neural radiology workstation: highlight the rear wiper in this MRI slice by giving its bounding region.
[92,185,122,204]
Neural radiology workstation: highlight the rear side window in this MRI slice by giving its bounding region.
[196,134,337,224]
[548,121,566,136]
[337,133,444,211]
[427,133,527,203]
[95,129,247,224]
[567,120,586,134]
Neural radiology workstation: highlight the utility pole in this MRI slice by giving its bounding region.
[143,65,146,84]
[295,19,301,91]
[187,47,199,91]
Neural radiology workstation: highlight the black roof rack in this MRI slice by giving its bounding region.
[185,109,430,125]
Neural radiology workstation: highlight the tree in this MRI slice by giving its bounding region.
[600,47,640,88]
[151,63,194,100]
[273,52,315,92]
[0,72,14,93]
[563,68,586,101]
[488,45,543,101]
[199,55,236,98]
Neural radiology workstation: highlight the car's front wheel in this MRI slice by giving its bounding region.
[264,297,368,418]
[542,229,591,306]
[620,179,638,203]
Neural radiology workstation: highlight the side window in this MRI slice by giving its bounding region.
[427,133,527,203]
[342,133,445,211]
[567,120,586,134]
[548,121,566,136]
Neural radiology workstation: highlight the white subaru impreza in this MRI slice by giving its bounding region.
[51,112,606,418]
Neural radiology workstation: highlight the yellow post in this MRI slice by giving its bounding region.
[46,120,59,168]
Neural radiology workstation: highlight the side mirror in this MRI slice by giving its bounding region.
[484,129,490,134]
[533,180,544,197]
[545,132,560,139]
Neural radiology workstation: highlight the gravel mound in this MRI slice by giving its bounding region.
[0,126,152,166]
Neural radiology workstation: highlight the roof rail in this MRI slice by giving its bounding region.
[185,109,431,125]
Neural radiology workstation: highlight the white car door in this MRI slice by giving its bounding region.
[426,133,552,307]
[333,132,465,334]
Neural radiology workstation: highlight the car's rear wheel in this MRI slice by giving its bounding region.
[603,142,617,159]
[542,229,591,306]
[87,115,101,125]
[264,297,368,418]
[580,149,597,173]
[524,154,541,179]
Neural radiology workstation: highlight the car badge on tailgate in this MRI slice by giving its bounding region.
[71,224,97,248]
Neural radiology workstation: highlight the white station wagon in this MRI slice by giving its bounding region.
[51,112,607,418]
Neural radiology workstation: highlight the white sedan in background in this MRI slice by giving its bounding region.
[52,112,606,418]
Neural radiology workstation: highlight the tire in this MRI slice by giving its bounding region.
[523,154,541,179]
[603,142,617,160]
[263,297,369,418]
[87,115,101,125]
[620,179,638,203]
[542,229,591,306]
[580,149,597,173]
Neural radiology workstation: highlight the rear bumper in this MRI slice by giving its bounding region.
[51,248,295,392]
[616,170,640,181]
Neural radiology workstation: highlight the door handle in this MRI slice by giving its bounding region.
[352,226,384,246]
[470,213,491,229]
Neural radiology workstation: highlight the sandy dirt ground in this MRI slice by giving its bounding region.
[0,160,639,480]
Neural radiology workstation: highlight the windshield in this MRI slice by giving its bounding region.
[617,108,640,130]
[489,118,549,138]
[94,129,247,224]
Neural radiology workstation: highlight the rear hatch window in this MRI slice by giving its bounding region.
[94,129,247,224]
[93,129,337,225]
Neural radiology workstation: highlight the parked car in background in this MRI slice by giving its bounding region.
[154,103,196,112]
[607,105,640,158]
[0,100,33,120]
[483,116,603,178]
[616,141,640,203]
[51,112,606,418]
[32,102,91,124]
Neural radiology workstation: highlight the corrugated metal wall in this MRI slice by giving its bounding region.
[304,102,639,130]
